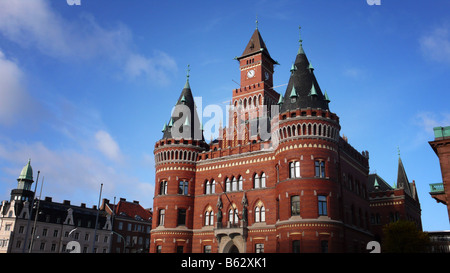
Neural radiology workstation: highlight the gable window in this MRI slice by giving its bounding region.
[289,161,300,178]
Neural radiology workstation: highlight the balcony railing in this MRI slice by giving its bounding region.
[214,221,248,239]
[429,183,444,194]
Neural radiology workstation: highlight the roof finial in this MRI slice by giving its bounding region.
[397,146,401,158]
[255,15,259,29]
[186,64,190,80]
[184,64,191,89]
[298,25,305,55]
[299,26,303,45]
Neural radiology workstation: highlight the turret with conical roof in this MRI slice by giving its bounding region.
[280,27,330,113]
[161,65,205,142]
[11,159,35,202]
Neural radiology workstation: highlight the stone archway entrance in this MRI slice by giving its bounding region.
[228,245,239,253]
[219,235,245,253]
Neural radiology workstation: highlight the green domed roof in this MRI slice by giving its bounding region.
[18,159,33,181]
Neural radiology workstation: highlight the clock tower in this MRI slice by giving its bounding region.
[227,26,280,145]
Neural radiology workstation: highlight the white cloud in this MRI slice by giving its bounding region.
[415,111,450,134]
[0,50,34,125]
[411,111,450,149]
[0,0,177,83]
[95,130,123,163]
[420,24,450,64]
[342,67,366,80]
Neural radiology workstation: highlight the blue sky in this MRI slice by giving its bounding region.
[0,0,449,231]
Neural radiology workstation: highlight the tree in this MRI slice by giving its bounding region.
[382,220,429,253]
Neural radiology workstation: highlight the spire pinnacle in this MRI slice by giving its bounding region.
[184,64,191,89]
[298,26,305,55]
[255,15,259,29]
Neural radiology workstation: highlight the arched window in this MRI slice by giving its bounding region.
[238,176,243,190]
[205,210,214,226]
[211,179,215,194]
[228,208,239,224]
[232,176,237,191]
[205,180,210,194]
[261,172,266,188]
[254,174,260,189]
[225,178,231,192]
[254,202,266,223]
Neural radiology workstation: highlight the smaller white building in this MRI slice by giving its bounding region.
[0,160,112,253]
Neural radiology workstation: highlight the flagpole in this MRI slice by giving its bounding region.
[22,170,39,253]
[29,176,44,253]
[92,183,103,253]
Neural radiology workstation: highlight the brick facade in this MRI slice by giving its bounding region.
[150,27,375,253]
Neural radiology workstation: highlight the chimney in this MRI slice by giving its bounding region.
[80,203,86,208]
[63,200,70,205]
[45,197,52,202]
[133,200,139,204]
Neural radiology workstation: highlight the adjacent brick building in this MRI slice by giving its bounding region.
[102,198,152,253]
[367,156,422,242]
[429,126,450,223]
[150,26,376,253]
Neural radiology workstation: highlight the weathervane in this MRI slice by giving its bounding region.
[299,26,303,45]
[186,64,190,80]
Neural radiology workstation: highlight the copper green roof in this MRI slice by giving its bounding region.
[18,159,33,181]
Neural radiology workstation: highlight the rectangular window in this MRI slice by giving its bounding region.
[178,209,186,226]
[321,240,328,253]
[289,161,300,178]
[179,181,188,195]
[292,240,300,253]
[255,243,264,253]
[315,161,325,178]
[204,245,212,253]
[318,195,327,216]
[291,195,300,216]
[159,209,165,226]
[177,246,184,253]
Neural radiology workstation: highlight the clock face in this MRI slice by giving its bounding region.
[265,71,270,80]
[247,69,255,78]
